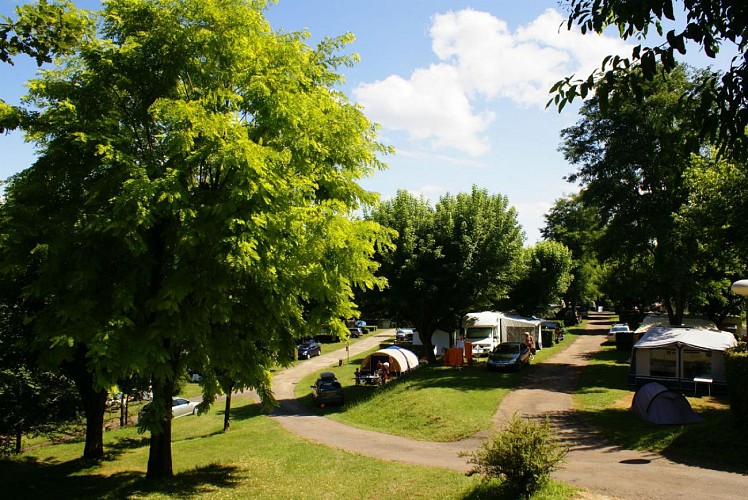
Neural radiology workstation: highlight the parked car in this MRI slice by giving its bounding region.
[310,372,344,407]
[298,340,322,359]
[347,327,364,338]
[139,397,198,423]
[395,327,415,343]
[486,342,531,371]
[172,397,199,418]
[607,323,631,343]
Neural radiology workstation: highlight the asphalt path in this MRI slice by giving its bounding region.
[269,316,748,499]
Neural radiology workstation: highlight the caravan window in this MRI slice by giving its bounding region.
[650,349,677,378]
[682,349,711,379]
[465,327,493,340]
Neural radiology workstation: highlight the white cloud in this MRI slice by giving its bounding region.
[407,184,447,202]
[354,64,494,156]
[353,8,631,157]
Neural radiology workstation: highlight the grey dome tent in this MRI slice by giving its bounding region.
[631,382,703,425]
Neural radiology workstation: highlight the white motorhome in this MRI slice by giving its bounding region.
[462,311,542,356]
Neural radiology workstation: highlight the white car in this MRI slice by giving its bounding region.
[395,328,415,343]
[607,323,631,343]
[139,397,198,423]
[172,398,199,418]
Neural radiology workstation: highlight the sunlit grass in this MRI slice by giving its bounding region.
[3,395,483,499]
[294,334,577,442]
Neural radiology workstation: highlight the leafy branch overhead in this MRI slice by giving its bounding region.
[550,0,748,159]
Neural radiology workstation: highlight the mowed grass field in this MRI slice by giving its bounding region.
[4,321,743,498]
[0,392,577,499]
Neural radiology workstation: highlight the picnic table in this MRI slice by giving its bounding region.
[358,372,381,386]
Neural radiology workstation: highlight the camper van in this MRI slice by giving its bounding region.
[463,311,542,356]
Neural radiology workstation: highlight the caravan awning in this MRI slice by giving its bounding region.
[633,326,737,351]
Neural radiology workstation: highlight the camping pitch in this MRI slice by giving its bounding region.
[631,382,703,425]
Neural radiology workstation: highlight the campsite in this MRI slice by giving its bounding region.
[3,313,748,499]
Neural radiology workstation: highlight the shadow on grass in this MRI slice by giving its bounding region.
[566,405,748,474]
[103,436,150,461]
[1,454,241,499]
[219,401,264,422]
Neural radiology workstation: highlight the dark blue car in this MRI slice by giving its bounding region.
[310,372,344,407]
[297,340,322,359]
[486,342,531,371]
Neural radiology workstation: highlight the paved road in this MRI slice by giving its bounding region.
[269,316,748,499]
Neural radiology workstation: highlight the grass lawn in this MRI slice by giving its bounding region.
[294,334,576,442]
[573,339,748,472]
[1,394,576,499]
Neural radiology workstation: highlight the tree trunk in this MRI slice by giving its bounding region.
[62,345,106,460]
[119,394,125,428]
[146,375,175,479]
[15,425,22,454]
[413,321,438,364]
[223,385,233,432]
[82,388,107,459]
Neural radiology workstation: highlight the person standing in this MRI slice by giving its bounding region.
[524,332,535,357]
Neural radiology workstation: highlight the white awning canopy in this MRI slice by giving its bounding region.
[634,326,737,352]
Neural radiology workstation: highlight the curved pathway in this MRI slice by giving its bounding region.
[269,316,748,499]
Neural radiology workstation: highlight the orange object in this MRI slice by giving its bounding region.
[443,347,464,366]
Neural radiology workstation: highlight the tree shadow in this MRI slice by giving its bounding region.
[220,399,266,422]
[1,453,240,499]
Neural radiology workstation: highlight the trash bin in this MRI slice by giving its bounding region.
[541,329,554,348]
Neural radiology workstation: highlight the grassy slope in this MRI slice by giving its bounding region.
[294,336,572,442]
[3,395,476,499]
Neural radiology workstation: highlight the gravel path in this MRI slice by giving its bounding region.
[269,315,748,499]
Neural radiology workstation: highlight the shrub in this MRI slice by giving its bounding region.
[461,415,567,499]
[725,343,748,425]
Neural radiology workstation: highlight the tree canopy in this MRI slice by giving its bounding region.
[541,193,602,309]
[363,187,524,362]
[552,0,748,159]
[559,64,745,323]
[509,241,573,317]
[1,0,390,478]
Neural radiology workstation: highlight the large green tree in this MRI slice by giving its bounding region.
[541,193,603,309]
[1,0,389,478]
[509,240,573,317]
[560,64,740,324]
[363,187,524,363]
[551,0,748,159]
[561,65,698,324]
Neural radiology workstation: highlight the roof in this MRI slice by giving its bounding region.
[633,325,737,352]
[361,346,420,373]
[634,314,719,334]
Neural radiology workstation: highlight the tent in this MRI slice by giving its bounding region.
[360,346,420,375]
[631,382,703,424]
[504,315,543,349]
[628,325,737,394]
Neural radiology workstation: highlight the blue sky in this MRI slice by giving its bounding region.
[0,1,734,243]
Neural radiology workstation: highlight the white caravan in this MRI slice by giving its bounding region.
[462,311,542,356]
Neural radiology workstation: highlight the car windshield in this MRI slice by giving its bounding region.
[493,343,520,354]
[319,382,341,391]
[466,327,493,340]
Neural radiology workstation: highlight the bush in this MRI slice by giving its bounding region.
[725,343,748,425]
[461,415,567,499]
